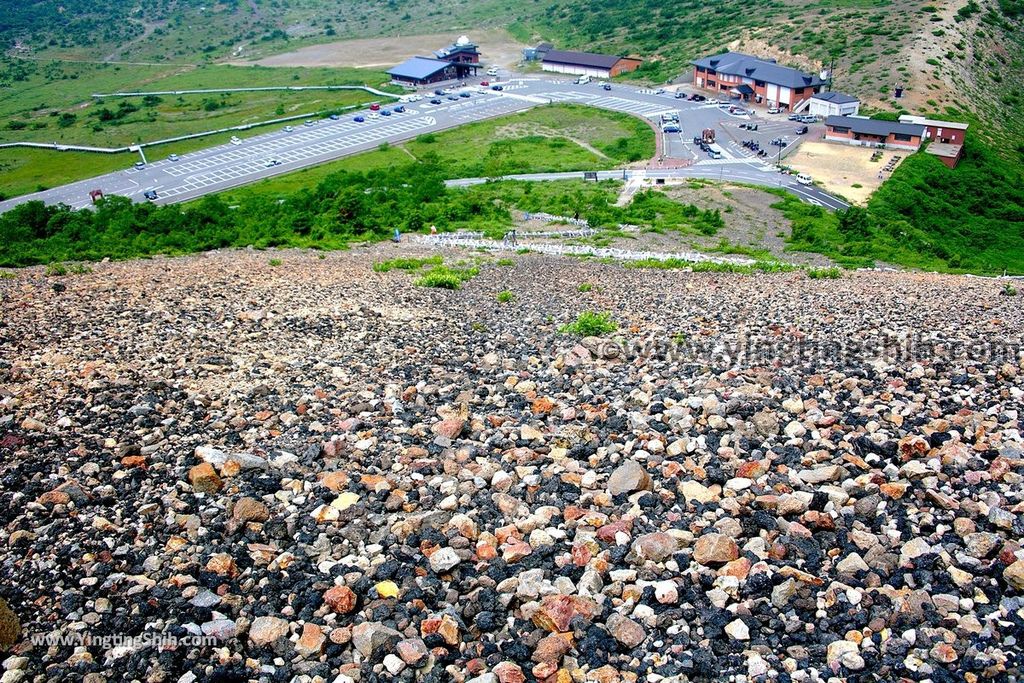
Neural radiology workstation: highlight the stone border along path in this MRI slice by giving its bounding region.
[413,233,756,266]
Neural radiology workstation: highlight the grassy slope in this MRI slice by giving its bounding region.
[217,104,654,202]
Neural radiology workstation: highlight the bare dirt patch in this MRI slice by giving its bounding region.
[244,29,528,69]
[786,142,903,205]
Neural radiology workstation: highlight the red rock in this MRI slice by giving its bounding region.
[232,497,269,523]
[596,519,633,543]
[37,490,71,506]
[120,456,147,469]
[532,662,559,680]
[532,397,556,415]
[693,533,739,565]
[493,661,526,683]
[432,418,465,440]
[532,633,572,663]
[396,638,428,665]
[736,460,768,479]
[324,585,357,614]
[295,623,326,658]
[502,538,533,563]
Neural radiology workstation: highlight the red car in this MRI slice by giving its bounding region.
[480,80,489,86]
[369,103,381,111]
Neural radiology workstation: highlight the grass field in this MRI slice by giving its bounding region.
[215,104,655,203]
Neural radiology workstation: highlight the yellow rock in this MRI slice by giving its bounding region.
[330,492,360,511]
[375,581,399,598]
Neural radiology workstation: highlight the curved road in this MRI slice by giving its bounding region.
[0,77,848,214]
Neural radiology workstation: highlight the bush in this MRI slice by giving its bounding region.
[1002,283,1019,296]
[268,258,282,266]
[496,290,515,303]
[415,265,479,289]
[577,283,593,292]
[496,258,514,266]
[559,311,617,336]
[806,266,842,279]
[373,256,443,272]
[45,262,67,276]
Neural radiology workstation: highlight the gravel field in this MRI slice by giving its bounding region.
[1,246,1023,683]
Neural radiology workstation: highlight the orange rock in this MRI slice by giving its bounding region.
[189,462,222,493]
[323,585,357,614]
[532,397,557,415]
[319,471,348,492]
[120,455,147,469]
[205,553,238,577]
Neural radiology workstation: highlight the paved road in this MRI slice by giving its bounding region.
[0,77,848,214]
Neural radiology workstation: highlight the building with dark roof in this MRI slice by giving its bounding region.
[541,49,642,79]
[808,91,860,118]
[523,42,553,61]
[387,56,461,86]
[691,51,824,110]
[824,115,926,151]
[434,35,480,66]
[387,36,481,86]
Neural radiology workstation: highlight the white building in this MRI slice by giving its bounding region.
[808,92,860,118]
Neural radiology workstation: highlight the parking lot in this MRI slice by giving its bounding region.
[0,76,837,214]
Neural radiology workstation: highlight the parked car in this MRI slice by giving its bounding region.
[797,173,813,185]
[447,94,458,100]
[353,115,365,122]
[767,107,781,114]
[434,89,445,96]
[429,98,443,104]
[230,136,242,145]
[799,115,817,123]
[707,98,719,104]
[328,114,340,121]
[303,119,315,127]
[393,105,405,113]
[265,158,281,167]
[480,80,489,86]
[143,190,158,200]
[459,91,471,98]
[491,85,503,91]
[602,83,612,91]
[168,154,179,162]
[655,88,666,94]
[380,109,392,116]
[675,92,687,99]
[788,113,802,121]
[795,125,809,135]
[693,94,706,102]
[369,103,381,111]
[663,124,681,133]
[486,67,498,76]
[284,126,294,132]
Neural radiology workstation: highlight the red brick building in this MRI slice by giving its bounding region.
[824,116,925,151]
[899,115,968,168]
[690,52,825,110]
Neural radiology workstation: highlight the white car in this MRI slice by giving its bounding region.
[767,107,781,114]
[284,126,294,133]
[230,136,241,145]
[168,154,179,162]
[486,67,498,76]
[797,173,813,186]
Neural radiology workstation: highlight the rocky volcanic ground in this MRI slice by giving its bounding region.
[1,245,1023,683]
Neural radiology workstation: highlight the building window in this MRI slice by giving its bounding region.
[755,80,765,87]
[893,133,913,142]
[830,127,851,134]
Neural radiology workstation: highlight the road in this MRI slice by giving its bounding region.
[0,77,848,214]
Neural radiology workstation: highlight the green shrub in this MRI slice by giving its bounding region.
[577,283,594,292]
[45,263,67,276]
[0,272,15,280]
[268,258,282,266]
[496,290,515,303]
[415,265,479,289]
[559,311,617,336]
[373,256,443,272]
[496,258,515,266]
[1002,283,1019,296]
[806,266,842,279]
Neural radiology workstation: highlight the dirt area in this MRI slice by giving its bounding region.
[516,180,834,266]
[785,142,903,205]
[244,29,528,69]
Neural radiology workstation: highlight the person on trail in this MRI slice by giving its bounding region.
[430,225,438,235]
[392,227,401,243]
